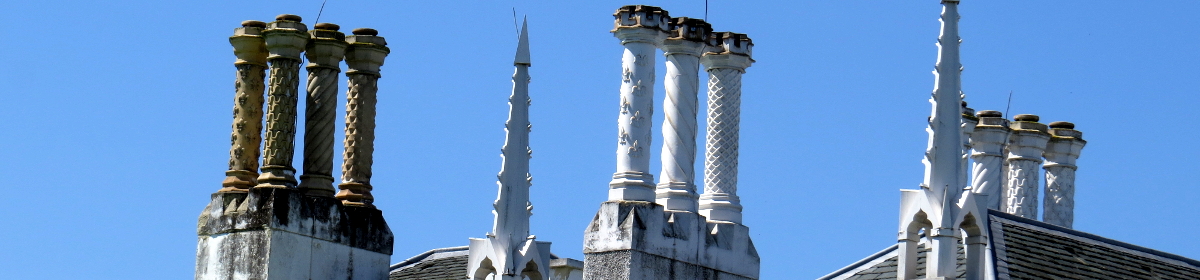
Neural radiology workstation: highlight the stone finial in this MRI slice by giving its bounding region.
[667,17,712,42]
[612,5,670,32]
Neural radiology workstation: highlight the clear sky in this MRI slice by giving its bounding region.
[1,0,1197,279]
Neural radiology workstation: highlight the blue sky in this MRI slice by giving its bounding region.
[1,0,1197,279]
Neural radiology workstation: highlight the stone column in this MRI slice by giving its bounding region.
[1002,114,1050,219]
[970,110,1010,210]
[220,20,268,193]
[256,14,308,189]
[297,23,348,197]
[1042,121,1086,228]
[336,28,390,207]
[699,32,754,224]
[609,5,669,202]
[657,17,710,213]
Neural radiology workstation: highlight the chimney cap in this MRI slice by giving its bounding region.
[275,14,302,22]
[314,23,340,31]
[241,20,267,28]
[977,110,1002,118]
[1014,114,1040,122]
[352,28,379,36]
[1049,121,1075,129]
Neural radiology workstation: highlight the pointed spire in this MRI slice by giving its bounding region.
[514,17,531,66]
[922,0,964,203]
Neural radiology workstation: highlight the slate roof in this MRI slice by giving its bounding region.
[389,246,470,280]
[821,210,1200,280]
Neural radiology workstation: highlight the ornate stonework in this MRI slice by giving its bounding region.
[221,21,268,193]
[256,15,309,189]
[336,28,390,207]
[699,32,753,224]
[656,17,710,213]
[298,23,348,197]
[608,5,669,202]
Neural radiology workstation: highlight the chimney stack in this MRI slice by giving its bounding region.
[969,110,1011,210]
[297,22,348,197]
[336,28,390,207]
[1042,121,1086,228]
[609,5,670,201]
[220,20,268,193]
[698,31,754,224]
[657,17,711,213]
[256,14,308,189]
[1003,114,1051,219]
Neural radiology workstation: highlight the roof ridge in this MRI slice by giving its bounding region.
[389,246,470,271]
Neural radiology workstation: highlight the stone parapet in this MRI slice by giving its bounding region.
[583,201,759,280]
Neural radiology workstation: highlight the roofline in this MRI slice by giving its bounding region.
[388,246,470,271]
[988,210,1200,268]
[816,243,899,280]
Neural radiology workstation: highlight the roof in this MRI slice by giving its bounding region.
[821,210,1200,280]
[389,246,470,280]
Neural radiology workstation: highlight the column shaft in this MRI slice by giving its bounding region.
[699,32,753,224]
[969,112,1010,210]
[256,17,308,189]
[1042,123,1085,228]
[609,28,664,202]
[298,24,348,197]
[1002,115,1050,219]
[221,22,268,192]
[336,29,390,207]
[656,19,708,212]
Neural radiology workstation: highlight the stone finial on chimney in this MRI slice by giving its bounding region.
[1003,114,1051,219]
[221,20,269,193]
[656,17,711,213]
[256,14,309,189]
[1043,121,1086,228]
[699,31,753,224]
[336,27,390,207]
[297,22,349,197]
[608,6,669,202]
[969,110,1011,210]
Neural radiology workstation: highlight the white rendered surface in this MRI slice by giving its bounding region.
[698,36,753,225]
[970,117,1010,210]
[1002,122,1050,219]
[609,27,664,201]
[657,39,705,213]
[468,22,551,280]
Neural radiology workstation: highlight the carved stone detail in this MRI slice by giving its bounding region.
[699,32,753,224]
[221,21,268,193]
[256,59,301,188]
[336,29,389,207]
[298,26,348,197]
[656,20,708,212]
[608,24,664,202]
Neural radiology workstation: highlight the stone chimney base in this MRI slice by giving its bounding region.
[582,201,759,280]
[195,188,393,280]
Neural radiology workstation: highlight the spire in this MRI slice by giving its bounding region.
[922,0,964,206]
[514,17,530,66]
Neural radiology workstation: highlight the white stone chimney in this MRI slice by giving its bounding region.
[1042,121,1086,228]
[698,31,754,224]
[468,20,552,280]
[1002,114,1051,219]
[970,110,1011,210]
[657,17,711,213]
[609,5,669,202]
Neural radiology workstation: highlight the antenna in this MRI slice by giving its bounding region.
[705,0,709,21]
[513,8,520,38]
[1004,90,1014,118]
[314,0,329,24]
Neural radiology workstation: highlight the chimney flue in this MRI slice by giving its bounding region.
[698,31,754,224]
[336,28,390,207]
[255,14,309,189]
[220,20,269,193]
[969,110,1011,210]
[608,5,669,202]
[297,22,348,197]
[1003,114,1051,219]
[656,17,710,213]
[1043,121,1086,228]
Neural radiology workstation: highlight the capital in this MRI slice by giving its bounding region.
[230,20,268,66]
[612,5,670,33]
[344,28,391,76]
[263,14,309,61]
[660,17,711,56]
[700,32,754,70]
[1008,114,1051,160]
[1044,121,1086,167]
[305,23,348,69]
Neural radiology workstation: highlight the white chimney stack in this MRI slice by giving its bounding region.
[609,5,669,202]
[657,17,711,213]
[1042,121,1086,228]
[969,110,1011,210]
[698,32,754,224]
[1003,114,1051,219]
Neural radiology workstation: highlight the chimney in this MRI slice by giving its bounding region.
[1002,114,1051,219]
[609,5,670,201]
[336,28,390,207]
[969,110,1011,210]
[698,31,754,224]
[256,14,308,189]
[657,17,711,213]
[1042,121,1086,228]
[961,102,977,198]
[297,22,348,197]
[220,20,268,193]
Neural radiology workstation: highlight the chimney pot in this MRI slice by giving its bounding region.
[242,20,267,28]
[1014,114,1039,122]
[315,23,340,31]
[276,14,302,22]
[667,17,712,43]
[352,28,379,36]
[1049,121,1075,129]
[977,110,1002,118]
